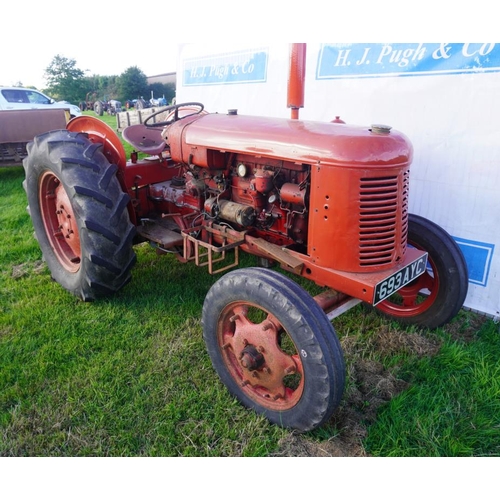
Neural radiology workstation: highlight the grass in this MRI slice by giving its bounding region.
[1,114,499,457]
[364,323,500,456]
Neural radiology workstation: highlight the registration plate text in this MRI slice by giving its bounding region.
[373,254,428,305]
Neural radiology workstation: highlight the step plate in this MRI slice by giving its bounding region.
[137,223,184,247]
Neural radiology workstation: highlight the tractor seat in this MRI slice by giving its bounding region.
[122,124,167,156]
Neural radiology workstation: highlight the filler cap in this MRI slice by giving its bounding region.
[370,124,392,134]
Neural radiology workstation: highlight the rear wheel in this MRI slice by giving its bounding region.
[375,214,468,329]
[23,129,136,301]
[202,267,345,432]
[94,101,104,116]
[135,98,147,110]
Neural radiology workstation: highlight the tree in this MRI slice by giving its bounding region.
[117,66,149,102]
[83,74,120,101]
[44,55,87,104]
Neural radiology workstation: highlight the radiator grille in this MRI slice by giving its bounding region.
[358,171,408,267]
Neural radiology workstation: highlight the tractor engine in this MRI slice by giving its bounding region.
[142,111,412,276]
[148,152,309,249]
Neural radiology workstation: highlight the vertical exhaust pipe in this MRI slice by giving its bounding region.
[287,43,306,119]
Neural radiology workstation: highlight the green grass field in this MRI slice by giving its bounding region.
[1,113,499,456]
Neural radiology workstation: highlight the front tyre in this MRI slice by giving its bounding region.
[23,129,136,301]
[202,268,345,432]
[375,214,468,329]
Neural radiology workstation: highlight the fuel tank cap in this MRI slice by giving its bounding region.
[370,124,392,134]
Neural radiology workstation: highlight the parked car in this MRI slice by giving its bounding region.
[0,87,81,119]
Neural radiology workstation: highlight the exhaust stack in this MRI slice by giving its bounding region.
[287,43,306,119]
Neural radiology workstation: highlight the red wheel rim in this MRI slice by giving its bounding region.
[39,171,81,273]
[217,302,304,411]
[376,244,439,318]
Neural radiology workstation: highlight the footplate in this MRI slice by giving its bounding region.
[137,219,184,247]
[182,223,246,274]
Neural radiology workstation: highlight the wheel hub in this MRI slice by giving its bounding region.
[39,171,81,272]
[218,304,304,408]
[239,345,265,371]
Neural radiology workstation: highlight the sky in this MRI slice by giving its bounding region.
[1,1,179,89]
[0,1,489,91]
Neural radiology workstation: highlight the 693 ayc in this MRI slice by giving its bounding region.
[373,253,429,305]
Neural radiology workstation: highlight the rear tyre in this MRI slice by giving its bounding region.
[374,214,468,329]
[135,98,147,110]
[202,267,345,432]
[94,101,104,116]
[23,129,136,301]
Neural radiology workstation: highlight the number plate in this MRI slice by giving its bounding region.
[373,253,428,305]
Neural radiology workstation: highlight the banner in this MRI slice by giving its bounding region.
[177,43,500,320]
[316,43,500,78]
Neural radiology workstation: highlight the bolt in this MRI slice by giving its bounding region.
[285,365,296,375]
[229,314,240,323]
[241,380,250,387]
[257,345,265,353]
[262,322,272,331]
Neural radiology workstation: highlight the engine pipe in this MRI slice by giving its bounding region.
[287,43,306,120]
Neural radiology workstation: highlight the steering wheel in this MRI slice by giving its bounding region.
[144,102,205,128]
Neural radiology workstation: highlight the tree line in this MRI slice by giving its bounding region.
[40,55,175,107]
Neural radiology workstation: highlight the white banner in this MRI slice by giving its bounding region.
[176,43,500,320]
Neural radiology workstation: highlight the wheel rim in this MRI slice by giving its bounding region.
[39,171,81,273]
[217,301,304,411]
[376,243,439,318]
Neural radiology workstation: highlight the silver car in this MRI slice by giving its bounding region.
[0,86,81,118]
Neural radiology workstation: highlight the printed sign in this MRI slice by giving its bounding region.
[455,238,495,287]
[183,49,268,86]
[317,43,500,79]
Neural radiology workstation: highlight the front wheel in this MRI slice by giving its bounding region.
[23,129,136,301]
[202,268,345,432]
[375,214,468,329]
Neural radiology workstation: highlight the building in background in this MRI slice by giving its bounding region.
[147,72,176,86]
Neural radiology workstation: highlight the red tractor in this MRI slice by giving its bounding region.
[22,46,468,432]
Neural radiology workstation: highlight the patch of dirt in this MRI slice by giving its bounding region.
[373,326,442,357]
[443,312,490,343]
[272,324,445,457]
[11,260,46,279]
[273,357,409,457]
